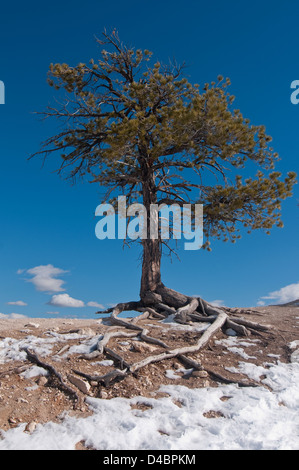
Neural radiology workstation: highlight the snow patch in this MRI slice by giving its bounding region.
[0,361,299,450]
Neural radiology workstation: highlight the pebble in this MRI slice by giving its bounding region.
[225,328,237,336]
[37,376,48,386]
[77,328,96,336]
[291,349,299,363]
[192,370,209,378]
[67,375,91,394]
[25,421,37,434]
[24,323,40,329]
[8,417,17,424]
[17,397,28,404]
[132,341,157,353]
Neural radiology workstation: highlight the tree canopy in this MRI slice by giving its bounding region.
[34,30,296,253]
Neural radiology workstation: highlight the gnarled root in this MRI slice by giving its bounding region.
[91,286,270,389]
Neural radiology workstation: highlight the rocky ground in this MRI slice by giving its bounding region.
[0,305,298,446]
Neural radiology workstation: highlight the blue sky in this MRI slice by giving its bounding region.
[0,0,298,318]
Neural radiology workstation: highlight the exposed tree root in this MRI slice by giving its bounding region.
[15,286,268,395]
[22,347,80,406]
[204,367,259,388]
[90,285,270,389]
[72,367,128,387]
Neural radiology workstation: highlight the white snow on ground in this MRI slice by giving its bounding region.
[0,333,299,450]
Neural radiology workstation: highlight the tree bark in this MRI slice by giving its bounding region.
[139,154,162,301]
[140,238,162,298]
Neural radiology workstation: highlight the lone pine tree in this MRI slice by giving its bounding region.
[33,30,296,341]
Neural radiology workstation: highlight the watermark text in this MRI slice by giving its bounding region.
[95,196,203,251]
[0,81,5,104]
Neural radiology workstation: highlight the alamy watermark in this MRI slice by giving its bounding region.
[0,81,4,104]
[95,196,203,251]
[290,80,299,104]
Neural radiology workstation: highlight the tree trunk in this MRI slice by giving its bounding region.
[139,154,162,301]
[140,237,162,299]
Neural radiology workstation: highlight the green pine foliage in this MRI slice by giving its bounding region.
[34,30,297,250]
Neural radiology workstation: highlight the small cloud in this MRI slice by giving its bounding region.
[209,299,226,307]
[87,301,105,309]
[256,300,266,307]
[21,264,68,293]
[6,300,27,306]
[0,312,28,319]
[48,293,85,308]
[44,311,60,315]
[259,281,299,305]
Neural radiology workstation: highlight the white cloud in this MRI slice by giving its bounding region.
[6,301,27,306]
[259,282,299,305]
[86,301,105,309]
[48,293,85,308]
[22,265,68,293]
[0,312,28,319]
[209,299,226,307]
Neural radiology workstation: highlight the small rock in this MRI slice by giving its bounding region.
[8,417,17,424]
[192,370,209,378]
[99,390,108,399]
[291,349,299,364]
[24,322,40,329]
[68,375,91,394]
[225,328,237,336]
[17,397,28,404]
[37,376,48,386]
[25,421,37,433]
[203,380,210,387]
[77,328,96,336]
[132,341,157,353]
